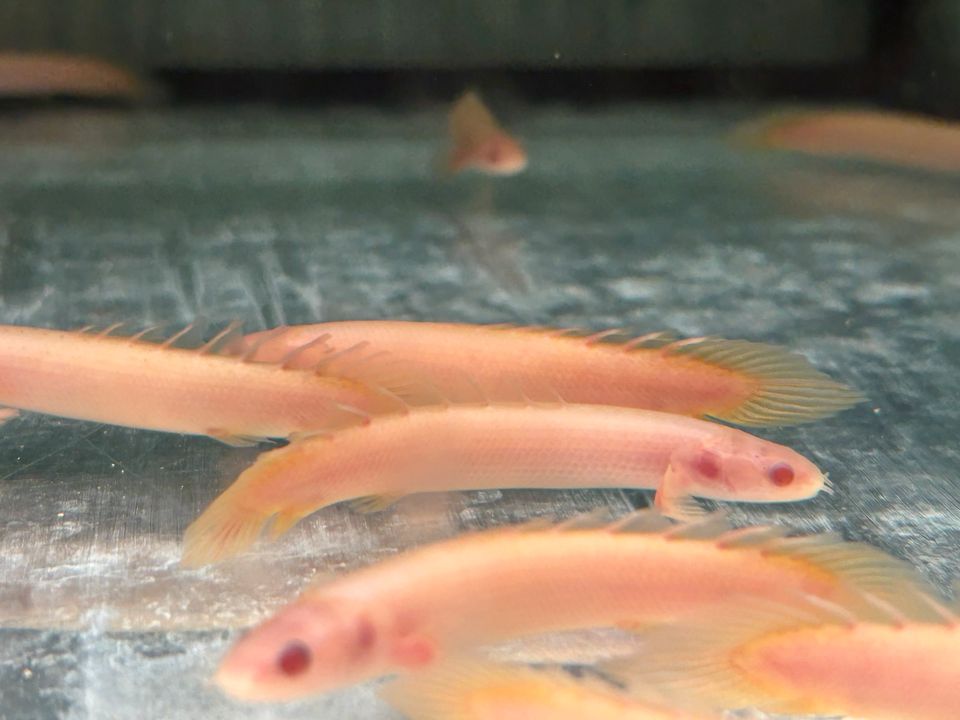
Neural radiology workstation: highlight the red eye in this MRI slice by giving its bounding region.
[769,463,795,486]
[277,640,311,677]
[695,451,721,479]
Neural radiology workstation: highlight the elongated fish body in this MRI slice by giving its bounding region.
[735,109,960,172]
[381,657,714,720]
[213,513,928,700]
[182,403,824,565]
[0,324,407,444]
[242,322,863,428]
[612,598,960,720]
[0,52,143,99]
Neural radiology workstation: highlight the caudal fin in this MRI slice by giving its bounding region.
[664,337,865,426]
[181,488,271,567]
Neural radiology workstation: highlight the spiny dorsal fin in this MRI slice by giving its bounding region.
[483,324,678,352]
[198,320,244,355]
[662,336,865,426]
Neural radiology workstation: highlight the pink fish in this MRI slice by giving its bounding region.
[0,52,143,100]
[0,322,421,445]
[608,592,959,720]
[735,108,960,172]
[445,91,527,175]
[213,513,926,701]
[241,322,863,428]
[181,400,825,566]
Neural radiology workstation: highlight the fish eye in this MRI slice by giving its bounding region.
[768,462,795,486]
[276,640,312,677]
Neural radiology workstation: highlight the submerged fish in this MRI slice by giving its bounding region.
[381,656,715,720]
[445,91,527,175]
[213,512,927,700]
[241,322,864,428]
[0,52,143,100]
[0,322,421,445]
[608,592,959,720]
[735,108,960,172]
[181,401,825,566]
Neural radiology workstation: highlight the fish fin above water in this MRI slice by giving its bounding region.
[347,494,404,514]
[664,336,865,427]
[181,489,272,567]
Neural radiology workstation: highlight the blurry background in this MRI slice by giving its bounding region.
[1,2,960,720]
[0,0,954,113]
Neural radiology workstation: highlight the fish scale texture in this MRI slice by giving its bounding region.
[0,104,957,719]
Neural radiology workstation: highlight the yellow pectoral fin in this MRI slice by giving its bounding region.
[653,464,705,521]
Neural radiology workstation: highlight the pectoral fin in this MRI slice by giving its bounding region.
[654,463,706,521]
[0,408,19,426]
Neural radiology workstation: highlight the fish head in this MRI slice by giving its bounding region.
[476,133,528,175]
[215,593,384,701]
[673,431,825,505]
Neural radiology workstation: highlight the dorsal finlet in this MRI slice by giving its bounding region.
[198,320,244,355]
[277,332,330,369]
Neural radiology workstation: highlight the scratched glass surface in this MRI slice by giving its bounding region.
[0,105,957,719]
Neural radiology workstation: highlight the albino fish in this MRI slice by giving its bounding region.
[381,656,716,720]
[607,592,959,720]
[241,322,863,428]
[734,108,960,172]
[213,512,928,701]
[182,401,825,566]
[0,322,422,445]
[445,91,527,175]
[0,52,143,100]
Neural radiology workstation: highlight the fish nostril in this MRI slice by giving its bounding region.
[276,640,312,677]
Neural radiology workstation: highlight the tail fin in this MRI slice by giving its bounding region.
[664,337,865,426]
[181,487,271,567]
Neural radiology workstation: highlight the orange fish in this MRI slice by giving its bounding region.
[0,322,422,445]
[446,91,527,175]
[0,52,143,100]
[608,592,959,720]
[381,656,716,720]
[181,401,825,566]
[735,108,960,172]
[241,322,863,428]
[213,512,927,701]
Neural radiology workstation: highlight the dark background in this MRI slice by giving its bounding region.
[0,0,957,115]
